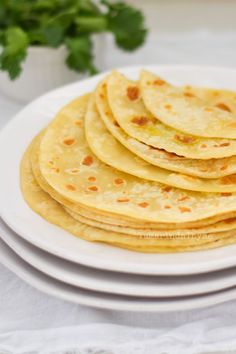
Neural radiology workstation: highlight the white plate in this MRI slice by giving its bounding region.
[2,65,236,276]
[2,218,236,298]
[3,236,236,312]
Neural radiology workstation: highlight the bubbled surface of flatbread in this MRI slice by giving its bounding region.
[38,94,236,224]
[140,70,236,139]
[107,71,236,159]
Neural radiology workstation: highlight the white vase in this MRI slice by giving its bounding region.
[0,35,105,103]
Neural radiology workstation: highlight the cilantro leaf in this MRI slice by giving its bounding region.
[0,26,29,80]
[65,35,97,75]
[0,1,148,79]
[75,15,107,33]
[102,0,147,51]
[43,10,77,47]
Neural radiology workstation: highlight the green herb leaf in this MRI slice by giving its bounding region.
[0,0,148,79]
[43,10,77,47]
[102,0,147,51]
[0,26,29,80]
[65,35,97,75]
[75,15,107,33]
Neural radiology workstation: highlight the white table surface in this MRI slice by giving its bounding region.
[1,31,236,354]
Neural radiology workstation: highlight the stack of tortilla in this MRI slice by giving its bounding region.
[20,70,236,253]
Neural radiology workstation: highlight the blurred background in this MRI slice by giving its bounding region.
[108,0,236,68]
[1,0,236,105]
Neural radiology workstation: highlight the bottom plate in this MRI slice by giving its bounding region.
[2,236,236,312]
[2,218,236,298]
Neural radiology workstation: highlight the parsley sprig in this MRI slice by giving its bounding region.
[0,0,147,80]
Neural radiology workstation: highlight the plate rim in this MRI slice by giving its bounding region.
[3,217,236,297]
[2,235,236,312]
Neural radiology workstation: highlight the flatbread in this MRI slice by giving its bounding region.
[38,94,236,224]
[140,70,236,139]
[107,71,236,159]
[66,207,236,237]
[20,139,236,252]
[87,93,236,192]
[96,80,236,179]
[33,135,236,230]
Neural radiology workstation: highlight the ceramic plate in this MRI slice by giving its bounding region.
[2,218,236,297]
[3,236,236,312]
[1,65,236,276]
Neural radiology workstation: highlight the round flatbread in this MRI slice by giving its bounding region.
[38,94,236,225]
[107,71,236,159]
[140,70,236,139]
[20,140,236,252]
[66,207,236,237]
[87,92,236,193]
[96,79,236,179]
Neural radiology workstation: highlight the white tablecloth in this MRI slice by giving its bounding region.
[1,31,236,354]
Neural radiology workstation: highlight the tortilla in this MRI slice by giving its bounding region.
[96,80,236,179]
[20,139,236,252]
[86,94,236,193]
[140,70,236,139]
[38,94,236,225]
[66,207,236,237]
[32,135,236,230]
[107,71,236,159]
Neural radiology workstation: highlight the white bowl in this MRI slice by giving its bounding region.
[0,36,105,103]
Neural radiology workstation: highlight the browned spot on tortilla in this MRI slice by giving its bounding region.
[214,142,230,148]
[153,79,166,86]
[114,120,120,127]
[48,160,54,165]
[220,165,228,171]
[216,102,232,112]
[74,120,82,126]
[63,138,76,146]
[68,168,80,174]
[82,156,93,166]
[200,144,207,148]
[220,174,236,185]
[224,217,236,224]
[126,86,140,101]
[221,192,232,197]
[219,142,230,147]
[66,184,76,191]
[179,206,191,213]
[138,202,149,208]
[184,92,196,98]
[99,93,104,99]
[174,134,196,144]
[117,198,130,203]
[131,116,149,126]
[88,186,98,192]
[88,176,96,182]
[177,196,189,202]
[204,107,214,112]
[164,205,171,209]
[164,104,172,110]
[52,167,60,173]
[114,178,125,185]
[162,186,172,193]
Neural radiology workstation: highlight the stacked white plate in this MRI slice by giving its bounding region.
[2,65,236,312]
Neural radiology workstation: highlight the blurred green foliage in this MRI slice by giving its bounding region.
[0,0,147,79]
